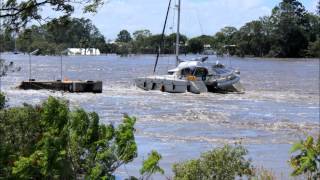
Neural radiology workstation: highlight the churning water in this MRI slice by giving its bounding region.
[1,53,319,178]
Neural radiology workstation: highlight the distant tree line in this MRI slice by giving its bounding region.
[111,0,320,58]
[0,0,319,57]
[1,17,108,55]
[112,29,188,55]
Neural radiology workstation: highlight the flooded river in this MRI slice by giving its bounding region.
[1,54,319,178]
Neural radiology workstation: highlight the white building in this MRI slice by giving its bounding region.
[67,48,101,56]
[203,44,215,55]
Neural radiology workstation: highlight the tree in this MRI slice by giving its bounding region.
[0,92,5,109]
[133,29,152,41]
[0,96,138,179]
[164,33,188,54]
[16,17,107,55]
[236,20,270,57]
[132,30,152,54]
[140,34,161,54]
[0,0,103,29]
[307,38,320,57]
[116,30,132,43]
[214,27,237,46]
[289,135,320,179]
[220,26,238,44]
[0,29,15,52]
[172,145,253,180]
[187,38,204,54]
[140,150,164,179]
[269,0,309,57]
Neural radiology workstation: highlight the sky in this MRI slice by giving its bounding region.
[69,0,318,40]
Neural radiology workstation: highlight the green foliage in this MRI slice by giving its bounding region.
[112,30,189,55]
[0,92,5,109]
[289,135,320,179]
[133,30,152,41]
[140,150,164,179]
[165,33,188,54]
[236,21,270,57]
[116,42,132,56]
[0,29,15,52]
[16,17,107,55]
[116,30,133,43]
[87,1,320,58]
[0,96,138,179]
[172,145,253,180]
[0,0,103,28]
[187,38,204,54]
[210,0,320,58]
[307,38,320,58]
[131,30,152,54]
[269,0,309,57]
[3,0,319,58]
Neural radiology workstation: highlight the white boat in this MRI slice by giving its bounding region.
[134,0,244,94]
[135,60,209,94]
[135,59,244,94]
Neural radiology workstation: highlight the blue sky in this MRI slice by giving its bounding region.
[70,0,318,40]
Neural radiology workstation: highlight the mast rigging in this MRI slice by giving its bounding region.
[153,0,172,74]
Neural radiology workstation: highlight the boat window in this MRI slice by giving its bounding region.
[181,68,193,76]
[194,68,208,77]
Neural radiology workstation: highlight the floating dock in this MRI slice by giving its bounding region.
[18,80,103,93]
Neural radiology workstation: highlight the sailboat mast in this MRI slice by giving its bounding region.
[0,0,2,60]
[175,0,181,66]
[153,0,172,74]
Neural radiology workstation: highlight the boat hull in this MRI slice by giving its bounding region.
[135,76,208,94]
[206,75,244,93]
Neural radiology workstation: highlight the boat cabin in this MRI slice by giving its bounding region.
[168,61,209,80]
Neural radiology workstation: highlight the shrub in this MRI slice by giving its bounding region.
[140,150,164,179]
[289,135,320,179]
[0,96,138,179]
[172,144,253,180]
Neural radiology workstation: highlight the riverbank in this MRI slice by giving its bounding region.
[2,51,319,60]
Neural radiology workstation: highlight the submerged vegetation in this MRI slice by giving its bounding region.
[1,0,319,57]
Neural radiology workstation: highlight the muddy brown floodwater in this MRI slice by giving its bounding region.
[1,53,319,179]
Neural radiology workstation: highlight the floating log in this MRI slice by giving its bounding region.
[18,80,102,93]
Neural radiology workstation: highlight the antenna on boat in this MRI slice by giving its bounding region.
[175,0,181,66]
[60,53,63,81]
[0,0,2,61]
[153,0,172,74]
[0,0,2,92]
[28,49,39,80]
[60,49,68,81]
[195,9,204,35]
